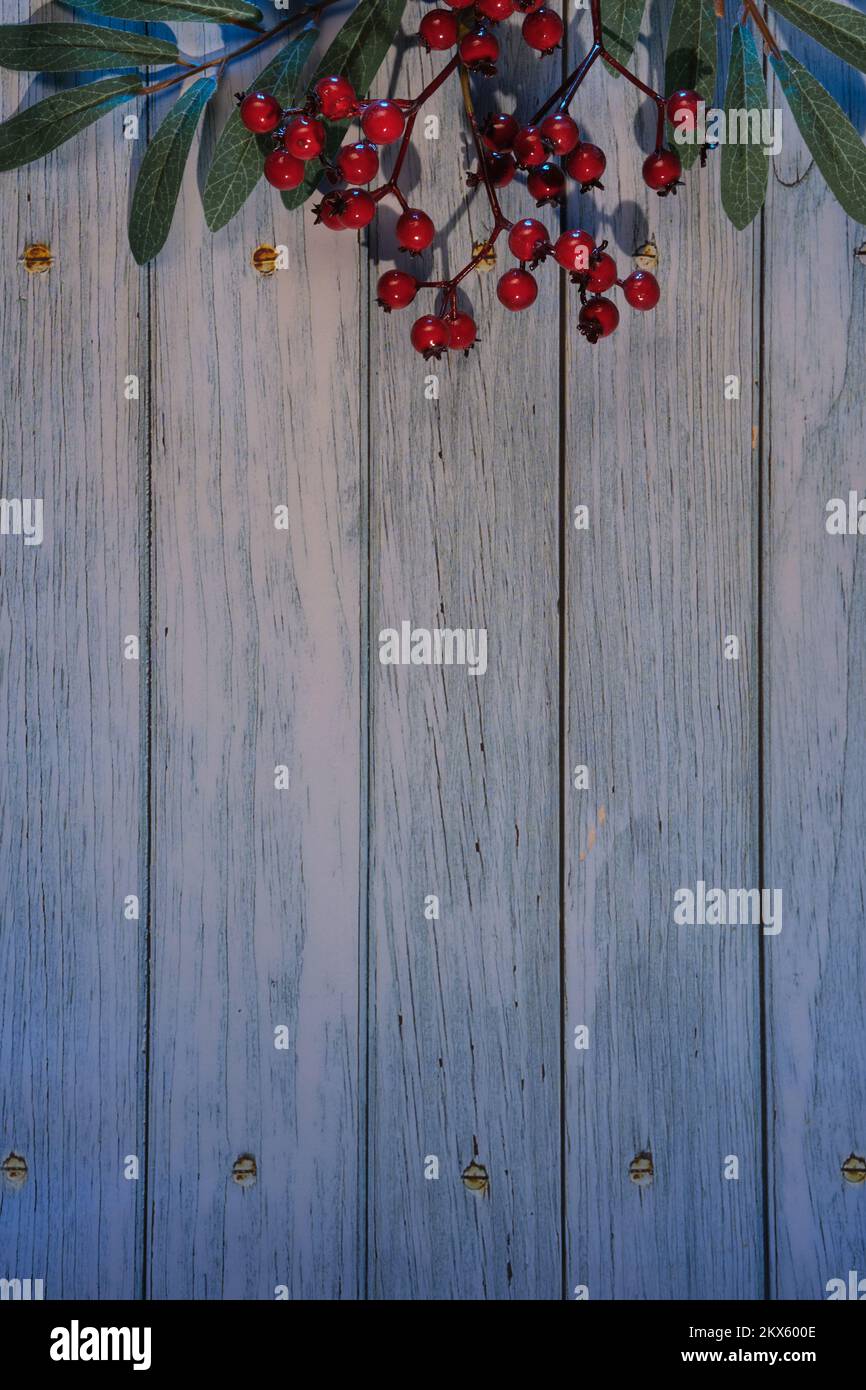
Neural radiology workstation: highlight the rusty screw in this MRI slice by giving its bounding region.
[629,1151,654,1186]
[1,1152,28,1188]
[231,1154,257,1187]
[841,1153,866,1184]
[471,239,497,272]
[461,1159,489,1194]
[21,243,52,275]
[633,238,658,273]
[252,244,279,276]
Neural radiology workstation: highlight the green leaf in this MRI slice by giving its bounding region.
[129,75,216,263]
[664,0,717,168]
[771,50,866,223]
[602,0,646,71]
[0,22,178,72]
[203,27,317,232]
[280,0,407,209]
[62,0,263,22]
[721,25,768,229]
[0,73,141,170]
[307,0,406,96]
[766,0,866,75]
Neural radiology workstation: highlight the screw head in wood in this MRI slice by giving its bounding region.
[1,1152,28,1188]
[841,1153,866,1184]
[461,1160,489,1194]
[629,1151,654,1186]
[20,243,52,275]
[231,1154,258,1187]
[251,245,279,277]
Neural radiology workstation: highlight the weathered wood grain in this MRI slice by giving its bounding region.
[763,26,866,1300]
[0,6,144,1298]
[564,5,763,1298]
[145,24,363,1298]
[4,0,866,1305]
[366,24,561,1299]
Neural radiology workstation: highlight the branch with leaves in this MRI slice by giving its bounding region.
[1,0,865,311]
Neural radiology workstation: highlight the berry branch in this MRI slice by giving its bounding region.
[3,0,866,264]
[740,0,782,58]
[242,0,696,355]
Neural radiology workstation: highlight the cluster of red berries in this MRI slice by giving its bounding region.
[387,222,660,357]
[238,1,705,358]
[472,92,699,205]
[239,73,405,223]
[498,221,659,343]
[419,0,566,72]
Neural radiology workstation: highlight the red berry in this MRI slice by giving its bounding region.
[314,75,357,120]
[497,267,538,310]
[564,141,606,189]
[578,296,619,342]
[585,251,617,294]
[539,112,580,154]
[411,314,449,358]
[283,114,326,160]
[419,9,460,49]
[507,217,550,262]
[622,269,660,310]
[361,100,406,145]
[447,312,478,352]
[377,269,418,310]
[443,0,476,7]
[458,26,499,71]
[482,150,517,188]
[527,161,566,206]
[475,0,515,19]
[553,228,594,272]
[642,148,683,193]
[666,88,702,133]
[339,188,376,229]
[239,91,281,134]
[263,148,304,190]
[513,124,547,168]
[336,140,380,184]
[482,112,519,151]
[314,191,348,229]
[522,7,563,53]
[396,207,435,253]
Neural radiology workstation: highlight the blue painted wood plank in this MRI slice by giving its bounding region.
[563,6,764,1299]
[0,10,145,1298]
[764,27,866,1302]
[144,28,363,1299]
[366,32,562,1300]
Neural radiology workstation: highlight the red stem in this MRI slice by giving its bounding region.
[408,53,461,113]
[531,43,601,122]
[369,57,460,209]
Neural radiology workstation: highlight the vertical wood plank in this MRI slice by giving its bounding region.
[0,10,144,1297]
[367,24,561,1299]
[564,6,763,1298]
[146,28,363,1299]
[763,29,866,1300]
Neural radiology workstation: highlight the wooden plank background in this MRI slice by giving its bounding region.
[763,21,866,1300]
[367,19,561,1300]
[146,14,363,1298]
[1,0,864,1300]
[0,0,144,1298]
[564,8,763,1300]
